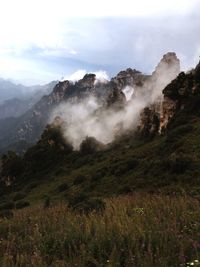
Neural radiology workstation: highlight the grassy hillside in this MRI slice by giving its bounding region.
[0,84,200,266]
[0,95,200,208]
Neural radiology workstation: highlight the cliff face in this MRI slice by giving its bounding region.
[137,52,180,136]
[138,59,200,136]
[160,63,200,131]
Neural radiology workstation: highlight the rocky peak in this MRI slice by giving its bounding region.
[76,74,96,88]
[150,52,180,97]
[138,58,200,135]
[51,80,70,103]
[137,53,181,135]
[153,52,180,79]
[106,88,126,108]
[111,68,145,91]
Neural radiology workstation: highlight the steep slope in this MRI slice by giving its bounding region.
[1,58,200,206]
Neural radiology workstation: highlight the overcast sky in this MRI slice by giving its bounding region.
[0,0,200,85]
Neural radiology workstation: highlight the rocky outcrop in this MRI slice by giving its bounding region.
[137,106,160,137]
[138,59,200,135]
[111,68,147,90]
[160,62,200,131]
[137,52,181,135]
[152,52,180,81]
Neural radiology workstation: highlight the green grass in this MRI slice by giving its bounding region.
[1,112,200,206]
[1,194,200,267]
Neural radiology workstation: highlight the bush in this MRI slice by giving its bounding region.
[72,198,105,214]
[0,209,14,219]
[68,193,89,207]
[43,196,51,209]
[13,192,26,201]
[57,182,69,192]
[163,153,192,174]
[1,151,24,179]
[91,167,109,182]
[73,175,85,185]
[0,201,15,210]
[25,182,38,193]
[74,198,106,214]
[80,137,103,154]
[91,172,103,182]
[15,201,30,209]
[166,124,193,143]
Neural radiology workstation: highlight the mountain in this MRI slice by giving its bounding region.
[0,78,28,104]
[0,81,58,154]
[1,55,200,267]
[0,81,57,120]
[0,53,180,154]
[3,52,200,201]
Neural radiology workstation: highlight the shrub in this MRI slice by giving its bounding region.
[68,193,89,207]
[15,201,30,209]
[13,192,26,201]
[0,201,15,210]
[57,182,69,192]
[166,124,193,143]
[119,185,133,194]
[72,198,106,214]
[91,172,103,182]
[163,153,192,174]
[0,209,13,219]
[25,182,38,193]
[43,196,50,209]
[80,137,103,154]
[73,175,85,185]
[1,151,23,179]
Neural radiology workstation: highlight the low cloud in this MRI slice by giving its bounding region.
[62,69,109,83]
[50,55,179,149]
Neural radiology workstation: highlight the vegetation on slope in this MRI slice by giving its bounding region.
[0,65,200,267]
[1,94,200,207]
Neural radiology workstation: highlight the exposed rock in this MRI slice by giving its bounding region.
[137,106,160,137]
[138,59,200,135]
[137,52,181,135]
[111,68,145,90]
[152,52,180,81]
[77,74,96,88]
[160,61,200,131]
[106,86,126,108]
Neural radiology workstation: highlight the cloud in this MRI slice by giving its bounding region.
[63,70,87,82]
[51,56,179,149]
[0,0,200,84]
[62,70,109,83]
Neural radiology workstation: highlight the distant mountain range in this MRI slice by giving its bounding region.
[0,53,180,154]
[0,81,57,119]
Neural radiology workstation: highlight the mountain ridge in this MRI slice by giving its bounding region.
[0,52,180,154]
[2,53,200,205]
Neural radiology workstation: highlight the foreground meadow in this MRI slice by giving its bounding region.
[0,194,200,267]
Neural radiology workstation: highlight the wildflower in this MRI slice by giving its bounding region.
[194,260,199,263]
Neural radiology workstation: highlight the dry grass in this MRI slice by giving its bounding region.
[0,194,200,267]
